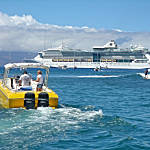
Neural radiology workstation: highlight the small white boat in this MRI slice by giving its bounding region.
[94,67,100,72]
[138,73,150,79]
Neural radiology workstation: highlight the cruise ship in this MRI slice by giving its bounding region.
[27,40,150,69]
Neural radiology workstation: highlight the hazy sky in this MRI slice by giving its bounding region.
[0,1,150,51]
[0,0,150,32]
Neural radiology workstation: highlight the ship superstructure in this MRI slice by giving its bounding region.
[31,40,150,69]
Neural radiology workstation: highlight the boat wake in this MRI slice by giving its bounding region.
[36,105,103,121]
[0,107,136,150]
[114,73,140,79]
[0,106,103,135]
[50,75,120,78]
[76,75,119,78]
[50,73,140,79]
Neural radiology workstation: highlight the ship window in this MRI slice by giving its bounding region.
[116,59,123,62]
[80,58,90,62]
[52,59,58,62]
[69,59,73,62]
[134,60,147,63]
[74,59,81,62]
[39,53,43,58]
[88,59,92,62]
[116,59,133,62]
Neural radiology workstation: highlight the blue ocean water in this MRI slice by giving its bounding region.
[0,68,150,150]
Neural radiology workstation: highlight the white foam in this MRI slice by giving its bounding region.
[28,106,103,125]
[37,107,53,111]
[77,75,119,78]
[55,107,103,121]
[50,75,119,78]
[0,107,103,136]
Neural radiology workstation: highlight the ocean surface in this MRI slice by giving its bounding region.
[0,68,150,150]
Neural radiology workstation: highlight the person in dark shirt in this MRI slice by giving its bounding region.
[145,69,148,78]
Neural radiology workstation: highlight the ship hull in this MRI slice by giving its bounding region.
[34,60,150,69]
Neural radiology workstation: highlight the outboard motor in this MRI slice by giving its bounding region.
[24,92,35,109]
[38,92,49,107]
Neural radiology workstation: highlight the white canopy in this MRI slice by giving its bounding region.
[4,63,50,70]
[4,63,50,85]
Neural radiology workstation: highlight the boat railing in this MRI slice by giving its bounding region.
[3,77,49,92]
[0,73,3,79]
[3,78,12,90]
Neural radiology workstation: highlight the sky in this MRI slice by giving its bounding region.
[0,0,150,32]
[0,0,150,51]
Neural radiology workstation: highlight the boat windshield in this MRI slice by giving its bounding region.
[0,67,4,79]
[7,68,48,85]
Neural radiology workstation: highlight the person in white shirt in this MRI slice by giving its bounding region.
[19,71,31,86]
[36,70,44,91]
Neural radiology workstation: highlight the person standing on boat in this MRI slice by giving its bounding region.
[19,71,31,86]
[35,70,43,91]
[145,68,148,78]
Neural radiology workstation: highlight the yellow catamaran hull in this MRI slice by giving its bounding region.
[0,81,58,109]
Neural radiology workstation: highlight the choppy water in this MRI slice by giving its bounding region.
[0,68,150,150]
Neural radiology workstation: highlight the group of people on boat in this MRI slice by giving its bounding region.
[19,70,43,91]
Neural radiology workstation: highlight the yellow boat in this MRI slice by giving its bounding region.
[0,63,58,109]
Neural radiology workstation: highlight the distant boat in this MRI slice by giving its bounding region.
[138,69,150,79]
[94,67,100,72]
[25,40,150,69]
[138,73,150,79]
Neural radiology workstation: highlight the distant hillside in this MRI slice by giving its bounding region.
[0,51,36,66]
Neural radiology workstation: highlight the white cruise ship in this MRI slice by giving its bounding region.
[26,40,150,69]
